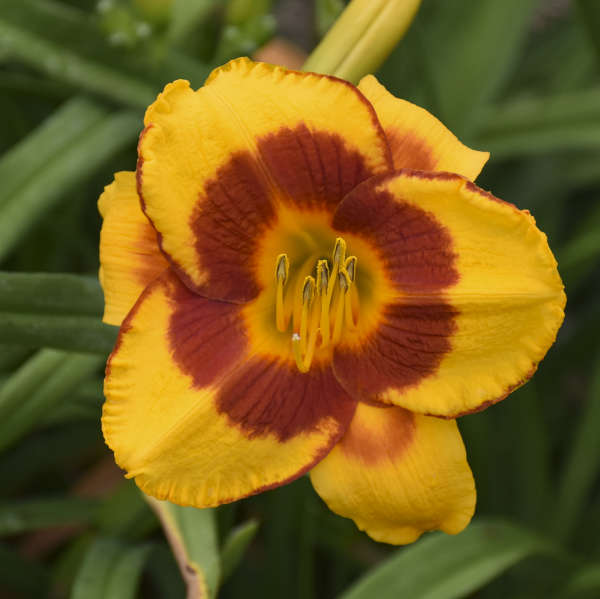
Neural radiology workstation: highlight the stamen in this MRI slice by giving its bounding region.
[317,260,331,347]
[345,256,357,283]
[325,238,346,299]
[275,237,359,372]
[292,278,321,372]
[333,237,347,267]
[275,254,289,332]
[276,253,289,283]
[316,260,329,294]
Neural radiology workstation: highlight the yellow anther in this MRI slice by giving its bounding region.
[276,253,289,282]
[302,276,315,303]
[338,269,350,292]
[316,260,331,347]
[325,238,346,303]
[275,237,359,372]
[275,254,290,332]
[345,256,357,283]
[316,260,329,294]
[333,237,347,266]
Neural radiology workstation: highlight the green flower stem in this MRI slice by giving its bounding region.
[146,498,220,599]
[303,0,422,83]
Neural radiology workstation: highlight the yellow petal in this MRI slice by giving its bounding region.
[358,75,488,179]
[103,270,355,507]
[137,58,392,302]
[98,171,168,326]
[310,402,475,544]
[332,171,565,417]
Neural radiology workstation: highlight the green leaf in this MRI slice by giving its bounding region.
[71,537,152,599]
[576,0,600,61]
[0,270,114,355]
[147,497,220,599]
[96,482,157,540]
[340,519,561,599]
[0,273,110,354]
[42,379,104,426]
[315,0,345,37]
[0,541,49,597]
[558,564,600,598]
[0,97,105,210]
[421,0,537,135]
[103,544,154,599]
[0,349,66,421]
[555,191,600,292]
[220,519,259,582]
[0,350,104,451]
[0,108,140,262]
[145,544,187,599]
[0,313,117,354]
[502,384,552,527]
[225,0,273,24]
[0,272,104,315]
[168,0,221,44]
[0,0,210,101]
[0,422,102,495]
[552,353,600,542]
[0,496,99,535]
[473,88,600,157]
[214,15,276,64]
[0,344,33,372]
[0,11,155,108]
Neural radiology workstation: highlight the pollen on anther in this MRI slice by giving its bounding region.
[345,256,357,282]
[276,253,289,283]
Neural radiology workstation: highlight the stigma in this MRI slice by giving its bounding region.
[274,237,358,372]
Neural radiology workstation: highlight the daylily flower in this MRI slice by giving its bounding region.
[99,58,565,544]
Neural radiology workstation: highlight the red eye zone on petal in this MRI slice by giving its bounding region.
[334,301,457,402]
[340,405,416,466]
[215,359,355,442]
[168,281,248,388]
[384,129,436,171]
[187,125,383,303]
[333,175,459,292]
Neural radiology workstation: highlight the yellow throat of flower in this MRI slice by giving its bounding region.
[274,237,358,372]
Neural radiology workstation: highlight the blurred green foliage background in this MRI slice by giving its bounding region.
[0,0,599,597]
